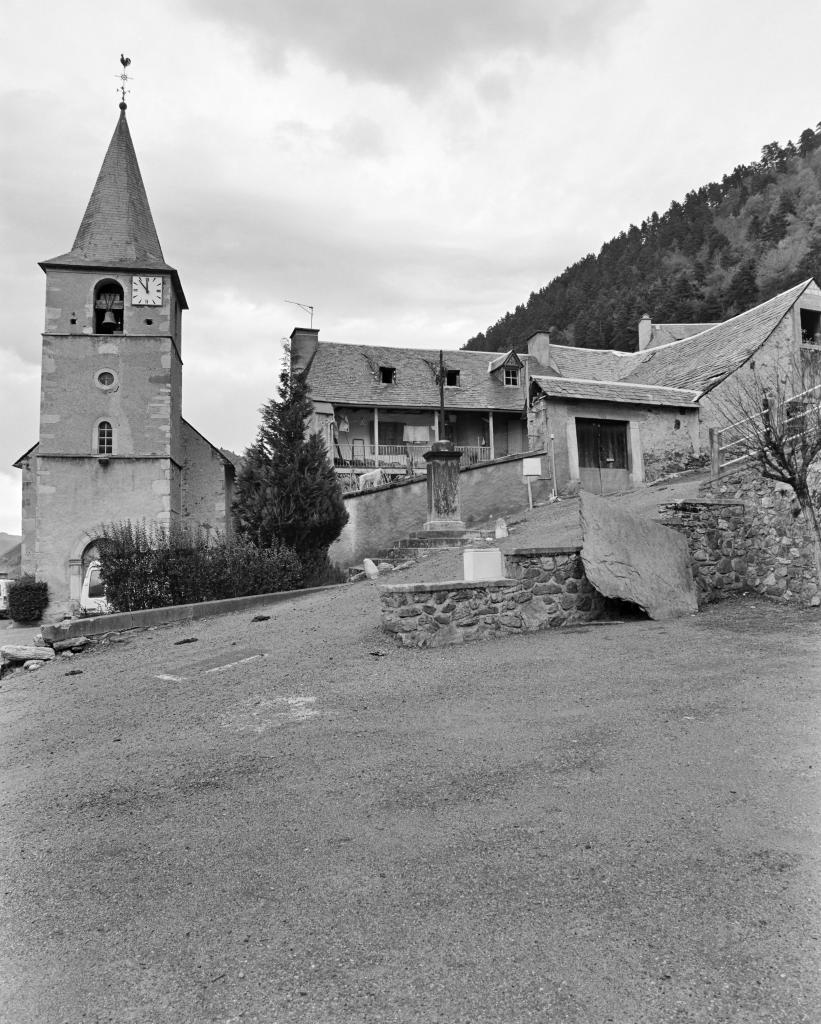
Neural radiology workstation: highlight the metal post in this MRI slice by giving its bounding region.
[439,350,445,440]
[373,407,380,467]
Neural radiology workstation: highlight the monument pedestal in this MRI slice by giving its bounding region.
[423,441,464,533]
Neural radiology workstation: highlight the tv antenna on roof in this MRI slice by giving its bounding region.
[284,300,314,327]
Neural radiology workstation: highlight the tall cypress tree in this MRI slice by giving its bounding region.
[234,358,348,576]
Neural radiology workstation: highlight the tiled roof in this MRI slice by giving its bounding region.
[305,342,527,411]
[531,376,699,408]
[623,280,811,394]
[648,323,719,348]
[41,107,175,274]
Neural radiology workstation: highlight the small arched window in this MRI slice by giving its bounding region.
[97,421,113,456]
[94,279,124,334]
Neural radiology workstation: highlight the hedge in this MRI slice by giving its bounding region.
[97,521,305,612]
[8,575,49,623]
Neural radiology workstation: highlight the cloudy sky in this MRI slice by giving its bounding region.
[2,0,820,534]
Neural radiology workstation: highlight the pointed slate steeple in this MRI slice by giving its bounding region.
[41,103,179,278]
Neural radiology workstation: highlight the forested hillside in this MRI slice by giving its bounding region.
[465,124,821,353]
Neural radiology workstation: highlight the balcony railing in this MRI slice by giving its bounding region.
[332,442,492,474]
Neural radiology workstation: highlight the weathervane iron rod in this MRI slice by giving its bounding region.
[117,54,132,104]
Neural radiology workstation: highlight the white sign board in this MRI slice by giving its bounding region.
[522,457,543,477]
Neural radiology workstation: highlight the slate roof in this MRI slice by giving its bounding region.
[535,345,638,382]
[647,323,719,348]
[305,342,527,412]
[305,280,813,417]
[536,280,812,399]
[40,105,186,304]
[622,280,811,394]
[530,376,699,408]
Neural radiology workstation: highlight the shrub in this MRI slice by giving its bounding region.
[8,575,49,623]
[97,521,304,612]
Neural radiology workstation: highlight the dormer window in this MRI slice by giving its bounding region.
[445,369,460,387]
[379,366,396,384]
[800,308,821,344]
[94,280,124,334]
[504,367,520,386]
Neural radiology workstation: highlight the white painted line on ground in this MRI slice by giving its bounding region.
[154,649,268,682]
[203,653,266,675]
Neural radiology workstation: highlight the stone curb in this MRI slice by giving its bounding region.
[380,578,518,595]
[41,583,347,644]
[508,545,582,556]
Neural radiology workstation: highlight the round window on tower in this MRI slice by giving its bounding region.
[95,369,118,392]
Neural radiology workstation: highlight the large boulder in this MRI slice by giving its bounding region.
[580,491,697,620]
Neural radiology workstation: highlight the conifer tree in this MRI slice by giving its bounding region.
[233,356,348,577]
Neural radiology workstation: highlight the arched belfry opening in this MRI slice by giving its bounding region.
[94,279,124,334]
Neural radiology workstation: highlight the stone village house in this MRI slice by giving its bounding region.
[296,279,821,496]
[14,102,234,614]
[289,330,530,486]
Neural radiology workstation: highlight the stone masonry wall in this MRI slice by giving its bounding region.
[657,500,748,606]
[658,468,820,607]
[380,547,609,647]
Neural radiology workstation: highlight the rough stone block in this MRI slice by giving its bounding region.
[499,614,522,628]
[580,491,697,620]
[532,581,562,596]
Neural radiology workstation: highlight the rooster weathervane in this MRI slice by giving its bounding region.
[117,54,132,105]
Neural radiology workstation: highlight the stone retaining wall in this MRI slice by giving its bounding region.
[380,547,609,647]
[658,468,820,606]
[657,500,749,605]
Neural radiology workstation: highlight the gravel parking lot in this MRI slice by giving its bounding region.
[1,574,820,1023]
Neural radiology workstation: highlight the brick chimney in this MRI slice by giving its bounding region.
[527,331,551,370]
[638,314,652,351]
[290,327,319,374]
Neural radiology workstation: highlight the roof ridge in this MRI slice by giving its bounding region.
[637,279,814,354]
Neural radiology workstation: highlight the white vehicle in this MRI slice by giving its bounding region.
[80,561,111,615]
[0,578,13,618]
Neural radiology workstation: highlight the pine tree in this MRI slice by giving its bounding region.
[233,357,348,577]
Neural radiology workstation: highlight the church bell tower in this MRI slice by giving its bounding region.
[24,96,188,610]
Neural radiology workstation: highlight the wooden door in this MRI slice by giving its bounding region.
[576,418,630,495]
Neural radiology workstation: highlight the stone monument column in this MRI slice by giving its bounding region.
[423,440,465,533]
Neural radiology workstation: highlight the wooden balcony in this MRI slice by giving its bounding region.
[333,442,492,477]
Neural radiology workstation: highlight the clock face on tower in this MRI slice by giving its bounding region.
[131,275,163,306]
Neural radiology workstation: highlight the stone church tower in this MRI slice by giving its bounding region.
[15,101,234,615]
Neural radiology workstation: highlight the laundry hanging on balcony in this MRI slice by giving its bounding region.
[403,424,431,443]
